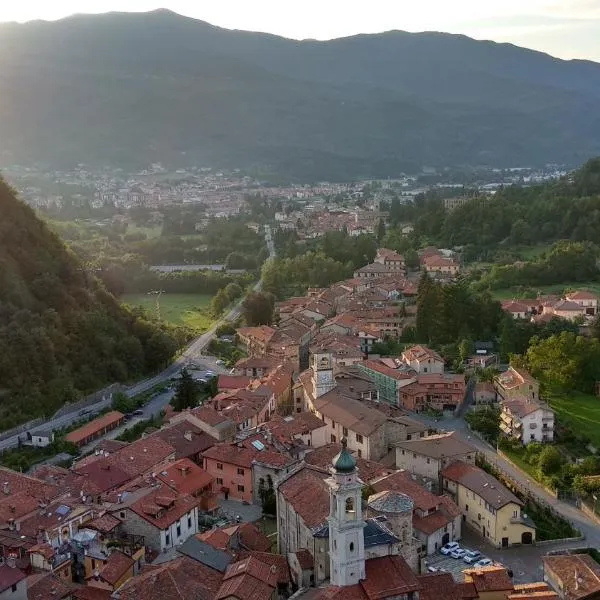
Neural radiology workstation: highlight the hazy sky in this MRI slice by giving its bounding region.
[1,1,599,62]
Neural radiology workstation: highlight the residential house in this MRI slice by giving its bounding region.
[354,263,394,279]
[288,549,314,589]
[310,334,365,372]
[394,432,477,480]
[358,359,418,406]
[565,290,599,316]
[117,485,200,553]
[27,430,54,448]
[262,413,328,451]
[495,367,539,402]
[501,301,530,320]
[27,543,72,582]
[216,555,278,600]
[86,550,134,593]
[26,572,73,600]
[398,373,466,413]
[149,420,219,464]
[170,407,236,442]
[65,412,125,448]
[236,327,277,357]
[508,582,559,600]
[441,461,536,547]
[546,300,586,322]
[374,248,405,271]
[422,255,460,276]
[233,357,279,379]
[217,376,252,392]
[474,382,497,405]
[210,389,274,432]
[500,397,555,444]
[543,553,600,600]
[401,345,444,374]
[463,566,515,600]
[198,521,272,554]
[319,314,359,337]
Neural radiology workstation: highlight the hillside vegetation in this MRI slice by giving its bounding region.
[1,10,600,178]
[0,179,181,429]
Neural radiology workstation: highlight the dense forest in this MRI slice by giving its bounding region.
[0,179,183,429]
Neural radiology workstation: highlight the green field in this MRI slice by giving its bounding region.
[491,282,600,301]
[122,293,215,330]
[548,390,600,448]
[127,224,163,238]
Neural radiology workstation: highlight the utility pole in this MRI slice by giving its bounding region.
[148,290,164,320]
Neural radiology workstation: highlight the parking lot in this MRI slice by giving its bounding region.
[422,528,551,585]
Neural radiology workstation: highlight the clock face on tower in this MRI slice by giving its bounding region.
[317,371,333,384]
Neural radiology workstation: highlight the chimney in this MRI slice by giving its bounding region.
[3,482,10,495]
[8,518,15,531]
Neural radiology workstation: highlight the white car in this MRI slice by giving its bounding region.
[473,558,493,568]
[440,542,460,555]
[463,550,481,564]
[216,359,225,366]
[451,548,467,559]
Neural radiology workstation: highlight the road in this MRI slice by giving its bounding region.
[0,225,276,452]
[412,409,600,548]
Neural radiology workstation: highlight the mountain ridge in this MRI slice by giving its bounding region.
[1,9,599,179]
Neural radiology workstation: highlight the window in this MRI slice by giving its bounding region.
[91,559,96,570]
[413,453,416,459]
[237,468,245,475]
[343,427,348,436]
[357,449,362,458]
[478,513,481,521]
[238,485,245,493]
[119,511,126,519]
[513,509,518,518]
[331,434,336,443]
[349,542,355,552]
[11,585,17,593]
[217,463,223,470]
[356,433,363,444]
[331,420,336,428]
[188,515,192,529]
[216,477,223,485]
[402,449,405,455]
[465,504,469,512]
[177,523,181,537]
[165,533,170,546]
[426,458,430,464]
[345,497,355,515]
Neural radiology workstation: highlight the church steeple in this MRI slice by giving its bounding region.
[311,351,336,398]
[327,438,366,587]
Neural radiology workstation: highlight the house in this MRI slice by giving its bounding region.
[233,357,279,379]
[401,345,444,374]
[216,556,278,600]
[149,420,219,463]
[26,572,73,600]
[262,413,328,450]
[422,255,460,276]
[500,397,555,444]
[86,550,135,593]
[288,548,314,589]
[354,263,394,279]
[398,373,466,413]
[374,248,405,271]
[27,543,72,581]
[170,407,236,442]
[543,553,600,600]
[27,430,54,448]
[565,290,599,316]
[217,375,252,392]
[463,566,515,600]
[441,461,536,547]
[474,382,497,405]
[319,314,359,336]
[358,360,417,407]
[466,353,499,370]
[310,334,365,372]
[394,432,477,480]
[211,389,275,432]
[501,301,530,320]
[495,367,539,402]
[65,412,125,448]
[0,564,27,600]
[198,521,271,554]
[548,300,586,322]
[117,486,201,553]
[508,582,559,600]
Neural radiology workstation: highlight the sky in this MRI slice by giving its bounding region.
[0,1,599,62]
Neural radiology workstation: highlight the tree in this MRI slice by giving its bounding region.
[171,367,202,411]
[211,288,230,316]
[465,407,500,442]
[258,475,276,515]
[404,249,419,269]
[377,218,386,242]
[537,446,564,476]
[112,391,134,413]
[242,291,275,326]
[224,282,243,302]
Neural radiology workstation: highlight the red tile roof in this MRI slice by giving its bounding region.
[294,548,314,570]
[239,551,290,585]
[304,444,389,482]
[412,511,451,535]
[150,421,218,459]
[85,513,122,534]
[66,411,124,445]
[190,406,232,427]
[217,556,278,600]
[129,485,200,529]
[203,442,292,470]
[98,550,134,586]
[156,458,214,495]
[464,566,514,592]
[27,573,72,600]
[0,564,26,593]
[278,466,330,529]
[361,555,420,600]
[0,467,59,503]
[264,413,326,443]
[371,470,440,512]
[417,572,460,600]
[118,556,223,600]
[218,375,252,391]
[456,582,479,600]
[72,588,112,600]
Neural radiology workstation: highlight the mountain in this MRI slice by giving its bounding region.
[1,9,600,179]
[0,178,179,429]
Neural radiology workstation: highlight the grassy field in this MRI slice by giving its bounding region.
[491,282,600,301]
[127,224,163,238]
[548,390,600,448]
[122,293,215,330]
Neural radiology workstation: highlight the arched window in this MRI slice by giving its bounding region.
[345,497,355,515]
[349,542,355,552]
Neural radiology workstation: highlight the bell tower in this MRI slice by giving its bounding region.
[327,439,366,587]
[311,351,336,398]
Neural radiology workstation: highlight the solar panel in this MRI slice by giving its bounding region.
[55,505,71,516]
[251,440,265,451]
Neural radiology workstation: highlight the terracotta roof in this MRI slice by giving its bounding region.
[0,467,59,503]
[370,470,440,512]
[464,566,514,592]
[417,572,460,600]
[65,411,124,445]
[402,345,443,363]
[99,550,134,586]
[362,360,417,382]
[566,290,598,301]
[413,508,452,534]
[237,326,277,344]
[202,522,272,553]
[395,432,475,459]
[129,485,201,529]
[96,439,128,453]
[496,367,537,390]
[361,555,420,600]
[502,300,529,313]
[264,413,327,443]
[156,458,214,495]
[73,460,131,493]
[203,441,292,470]
[553,299,585,312]
[304,444,389,482]
[197,528,231,551]
[0,491,42,523]
[294,548,314,570]
[235,357,279,371]
[475,382,496,393]
[27,573,72,600]
[502,398,548,420]
[277,466,330,529]
[84,513,122,534]
[190,406,232,427]
[216,556,278,600]
[438,494,463,519]
[72,588,112,600]
[0,564,26,593]
[456,582,479,599]
[218,375,252,391]
[441,461,523,509]
[118,556,223,600]
[238,551,290,585]
[543,554,600,600]
[314,391,386,436]
[27,543,56,560]
[150,421,218,459]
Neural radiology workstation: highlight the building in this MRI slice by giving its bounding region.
[565,290,599,316]
[463,566,515,600]
[86,549,135,593]
[65,412,125,448]
[27,430,55,448]
[398,374,466,413]
[394,432,477,480]
[543,553,600,600]
[500,397,555,444]
[170,407,236,442]
[422,255,460,276]
[0,564,27,600]
[474,382,497,405]
[216,555,278,600]
[501,301,530,320]
[441,461,536,547]
[233,357,279,379]
[401,346,444,375]
[358,360,417,407]
[495,367,540,403]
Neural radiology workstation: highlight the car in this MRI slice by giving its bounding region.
[463,550,481,564]
[451,548,466,559]
[473,558,493,568]
[133,409,144,416]
[216,359,225,366]
[198,378,208,384]
[440,542,460,555]
[427,566,439,573]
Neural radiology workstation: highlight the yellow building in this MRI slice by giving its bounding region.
[441,461,535,548]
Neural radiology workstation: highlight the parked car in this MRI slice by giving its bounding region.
[473,558,492,568]
[427,566,439,573]
[463,550,481,564]
[440,542,460,555]
[451,548,467,559]
[133,409,144,416]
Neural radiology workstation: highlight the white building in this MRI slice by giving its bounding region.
[500,397,555,444]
